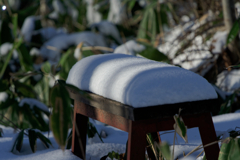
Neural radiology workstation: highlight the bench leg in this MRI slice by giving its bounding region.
[127,121,147,160]
[72,113,88,159]
[198,112,219,160]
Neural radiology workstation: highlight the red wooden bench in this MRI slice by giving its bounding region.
[68,88,219,160]
[66,54,220,160]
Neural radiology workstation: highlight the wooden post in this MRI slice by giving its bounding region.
[198,112,219,160]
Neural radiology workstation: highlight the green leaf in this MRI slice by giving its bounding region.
[87,121,104,143]
[173,114,188,143]
[66,129,72,149]
[227,18,240,45]
[58,49,77,80]
[228,138,240,160]
[36,131,52,148]
[159,142,171,160]
[41,62,51,74]
[128,1,136,12]
[108,151,120,160]
[0,79,8,92]
[50,84,72,150]
[28,129,37,153]
[14,81,38,98]
[34,76,49,105]
[11,129,24,152]
[17,44,33,71]
[219,137,233,160]
[137,43,169,62]
[12,14,18,38]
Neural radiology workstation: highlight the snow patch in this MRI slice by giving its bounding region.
[114,40,145,56]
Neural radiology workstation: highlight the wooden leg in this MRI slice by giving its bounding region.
[72,113,88,159]
[147,132,162,160]
[127,121,147,160]
[198,112,219,160]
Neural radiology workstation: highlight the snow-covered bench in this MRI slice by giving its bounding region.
[66,54,220,160]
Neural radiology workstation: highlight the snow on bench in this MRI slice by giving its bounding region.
[66,54,217,108]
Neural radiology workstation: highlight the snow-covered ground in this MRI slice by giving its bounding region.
[1,112,240,160]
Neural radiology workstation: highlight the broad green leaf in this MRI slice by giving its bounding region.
[36,131,52,148]
[58,49,77,80]
[41,62,51,74]
[12,14,18,38]
[173,114,188,143]
[137,43,169,62]
[14,81,38,98]
[159,142,171,160]
[228,138,240,160]
[227,18,240,45]
[28,129,37,153]
[50,84,72,150]
[219,137,233,160]
[11,129,24,152]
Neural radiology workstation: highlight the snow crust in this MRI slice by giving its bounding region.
[67,54,217,107]
[19,98,49,113]
[114,40,145,56]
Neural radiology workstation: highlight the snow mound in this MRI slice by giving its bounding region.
[40,32,108,64]
[66,54,217,107]
[114,40,145,56]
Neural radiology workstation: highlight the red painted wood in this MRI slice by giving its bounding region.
[127,121,147,160]
[75,100,130,132]
[198,112,219,160]
[72,100,219,160]
[72,104,88,159]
